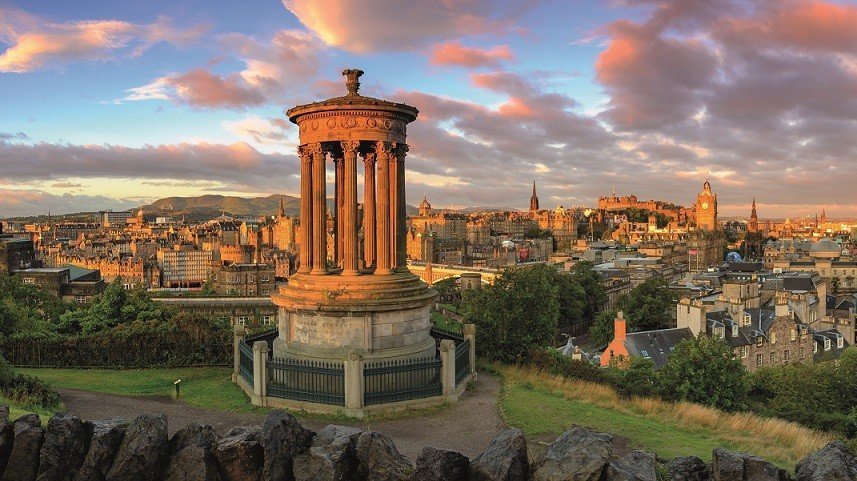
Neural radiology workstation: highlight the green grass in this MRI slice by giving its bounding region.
[0,395,57,424]
[431,310,463,334]
[17,367,268,415]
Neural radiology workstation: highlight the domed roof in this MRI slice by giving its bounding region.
[809,237,840,254]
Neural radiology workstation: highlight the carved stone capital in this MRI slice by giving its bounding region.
[362,151,377,165]
[304,142,324,157]
[376,141,394,156]
[341,140,361,154]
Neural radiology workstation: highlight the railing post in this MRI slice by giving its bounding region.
[252,340,268,406]
[344,350,365,418]
[464,323,477,381]
[440,340,456,397]
[232,324,246,382]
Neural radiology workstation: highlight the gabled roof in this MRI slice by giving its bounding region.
[624,327,694,368]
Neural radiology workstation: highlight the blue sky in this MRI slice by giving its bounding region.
[1,0,856,218]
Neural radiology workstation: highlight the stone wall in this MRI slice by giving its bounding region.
[0,405,853,481]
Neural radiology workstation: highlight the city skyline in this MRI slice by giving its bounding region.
[1,0,857,217]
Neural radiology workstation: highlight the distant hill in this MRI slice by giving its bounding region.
[140,194,417,221]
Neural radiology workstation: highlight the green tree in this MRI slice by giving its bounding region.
[588,309,617,348]
[568,261,607,322]
[608,356,657,398]
[618,277,676,331]
[462,264,560,363]
[657,336,748,412]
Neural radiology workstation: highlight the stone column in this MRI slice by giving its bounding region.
[388,145,399,271]
[344,350,365,418]
[363,152,376,269]
[341,141,361,275]
[334,153,344,266]
[232,324,246,382]
[393,143,408,269]
[309,143,328,274]
[375,142,392,275]
[439,339,456,397]
[298,145,313,273]
[252,340,269,406]
[464,323,477,382]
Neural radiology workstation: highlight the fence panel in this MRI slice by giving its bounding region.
[238,340,254,388]
[455,339,471,386]
[267,357,345,406]
[430,327,464,344]
[363,357,442,406]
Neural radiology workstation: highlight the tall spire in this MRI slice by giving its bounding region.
[529,180,539,212]
[278,196,286,218]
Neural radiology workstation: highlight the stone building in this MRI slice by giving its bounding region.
[156,245,213,288]
[14,266,105,304]
[214,263,275,296]
[0,235,35,273]
[694,180,718,231]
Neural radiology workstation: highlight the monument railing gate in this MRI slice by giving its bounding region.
[455,338,471,387]
[238,340,254,388]
[267,357,345,406]
[363,356,442,406]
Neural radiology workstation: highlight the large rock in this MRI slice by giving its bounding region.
[164,423,222,481]
[0,406,7,427]
[711,448,789,481]
[0,411,13,476]
[215,426,264,481]
[36,413,91,481]
[260,411,314,481]
[470,428,529,481]
[355,431,413,481]
[73,419,127,481]
[529,427,612,481]
[606,451,657,481]
[105,413,168,481]
[293,426,361,481]
[412,446,469,481]
[795,441,857,481]
[2,413,44,481]
[664,456,711,481]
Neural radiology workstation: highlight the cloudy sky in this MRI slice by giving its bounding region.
[1,0,856,218]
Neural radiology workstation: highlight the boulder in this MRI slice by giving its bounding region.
[664,456,711,481]
[164,423,222,481]
[105,413,169,481]
[606,451,657,481]
[293,424,362,481]
[73,419,127,481]
[529,427,612,481]
[470,428,529,481]
[0,406,7,427]
[0,415,13,476]
[711,448,790,481]
[355,431,413,481]
[36,413,91,481]
[214,426,264,481]
[795,441,857,481]
[412,446,469,481]
[2,413,44,481]
[260,411,314,481]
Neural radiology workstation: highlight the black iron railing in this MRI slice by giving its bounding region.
[363,356,442,406]
[430,326,464,344]
[455,339,471,386]
[239,340,254,388]
[267,357,345,406]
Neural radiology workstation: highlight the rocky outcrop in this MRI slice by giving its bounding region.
[260,411,314,481]
[412,446,469,481]
[164,423,222,481]
[794,441,857,481]
[530,427,613,481]
[214,426,264,481]
[0,405,853,481]
[470,428,528,481]
[73,419,127,481]
[711,448,790,481]
[36,413,91,481]
[105,413,169,481]
[2,414,44,481]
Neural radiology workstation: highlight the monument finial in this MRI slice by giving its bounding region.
[342,68,364,96]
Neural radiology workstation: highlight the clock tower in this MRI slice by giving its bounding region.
[695,180,717,231]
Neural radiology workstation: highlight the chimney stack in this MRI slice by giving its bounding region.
[615,311,627,341]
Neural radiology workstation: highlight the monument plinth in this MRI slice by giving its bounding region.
[272,69,437,362]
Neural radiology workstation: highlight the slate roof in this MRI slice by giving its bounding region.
[623,327,694,369]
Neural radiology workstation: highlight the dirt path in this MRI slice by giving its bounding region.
[57,373,504,460]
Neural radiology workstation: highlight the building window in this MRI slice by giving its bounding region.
[783,349,789,361]
[75,295,87,303]
[22,277,34,284]
[800,347,805,359]
[238,316,248,326]
[790,329,796,341]
[824,338,831,351]
[756,337,764,347]
[771,332,777,344]
[814,342,818,354]
[837,336,844,348]
[770,352,776,364]
[261,274,269,282]
[756,353,763,367]
[261,315,273,325]
[739,346,747,359]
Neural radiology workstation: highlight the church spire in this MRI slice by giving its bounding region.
[529,180,539,212]
[278,196,286,218]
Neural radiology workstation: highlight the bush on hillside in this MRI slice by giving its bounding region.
[0,357,61,410]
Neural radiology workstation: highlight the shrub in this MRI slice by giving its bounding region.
[0,357,61,409]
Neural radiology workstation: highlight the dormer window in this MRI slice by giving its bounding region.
[742,313,751,326]
[837,336,843,349]
[756,336,764,347]
[824,338,831,351]
[732,326,738,338]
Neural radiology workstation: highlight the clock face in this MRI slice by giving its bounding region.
[701,202,709,210]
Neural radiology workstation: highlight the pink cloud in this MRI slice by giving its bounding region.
[429,42,513,68]
[165,69,266,109]
[282,0,517,53]
[0,9,208,73]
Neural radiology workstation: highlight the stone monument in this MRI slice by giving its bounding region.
[272,69,438,363]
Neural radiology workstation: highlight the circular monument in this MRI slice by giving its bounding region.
[272,69,438,363]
